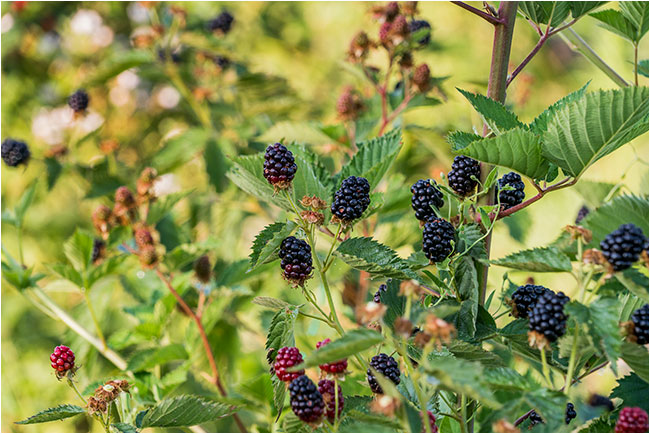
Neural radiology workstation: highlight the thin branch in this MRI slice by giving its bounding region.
[506,34,548,87]
[496,177,577,219]
[514,409,535,427]
[451,1,504,25]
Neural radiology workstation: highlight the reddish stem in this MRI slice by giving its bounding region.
[451,1,504,25]
[496,177,576,220]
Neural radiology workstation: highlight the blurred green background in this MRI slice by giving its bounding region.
[1,1,648,432]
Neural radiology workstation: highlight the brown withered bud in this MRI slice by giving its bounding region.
[130,27,157,49]
[301,210,325,226]
[194,255,212,283]
[394,317,414,338]
[115,186,136,208]
[348,31,372,62]
[356,301,387,324]
[527,331,550,350]
[413,64,431,93]
[413,330,432,348]
[100,139,119,154]
[92,205,113,237]
[133,225,155,248]
[525,276,535,285]
[87,396,108,415]
[139,245,159,268]
[398,52,413,69]
[45,144,68,159]
[87,380,130,415]
[389,15,410,44]
[582,248,614,276]
[92,239,106,265]
[300,195,328,210]
[136,167,158,201]
[399,280,422,298]
[371,394,401,417]
[423,314,456,349]
[642,249,649,268]
[336,87,365,121]
[384,2,400,21]
[564,225,593,244]
[402,1,419,16]
[367,321,383,333]
[493,419,520,433]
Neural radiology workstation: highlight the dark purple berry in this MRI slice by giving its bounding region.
[68,89,89,112]
[600,224,647,272]
[575,205,590,224]
[318,379,343,423]
[630,304,649,345]
[279,236,313,286]
[447,155,480,196]
[367,353,400,394]
[411,179,444,222]
[409,19,431,45]
[496,172,525,210]
[422,217,455,263]
[263,143,297,189]
[331,176,371,223]
[207,11,234,34]
[566,403,577,424]
[289,375,325,424]
[373,283,388,303]
[528,291,570,343]
[510,284,552,319]
[1,138,30,167]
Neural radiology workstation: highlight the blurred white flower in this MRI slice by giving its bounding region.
[70,9,103,35]
[153,174,181,197]
[1,13,14,33]
[109,86,132,107]
[92,25,114,47]
[77,112,104,134]
[156,86,181,109]
[116,70,140,90]
[32,107,73,145]
[38,32,60,55]
[127,2,150,23]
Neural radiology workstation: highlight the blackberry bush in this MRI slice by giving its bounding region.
[629,304,649,345]
[600,223,647,271]
[289,375,325,424]
[410,179,444,222]
[528,291,570,344]
[422,217,455,263]
[1,138,30,167]
[316,339,348,375]
[367,353,401,394]
[331,176,371,223]
[447,155,480,196]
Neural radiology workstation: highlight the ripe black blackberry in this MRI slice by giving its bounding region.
[207,11,234,34]
[91,239,106,264]
[566,403,577,424]
[263,143,297,189]
[509,284,552,319]
[1,138,30,167]
[411,179,444,222]
[496,172,525,210]
[630,304,649,345]
[615,407,649,433]
[68,89,89,112]
[331,176,371,223]
[367,353,401,394]
[50,345,75,377]
[409,19,431,45]
[575,205,590,224]
[422,218,455,263]
[373,283,388,303]
[528,290,570,343]
[273,346,305,382]
[529,410,544,427]
[279,236,313,286]
[318,379,343,423]
[600,224,647,271]
[447,155,480,196]
[316,339,347,374]
[289,375,325,424]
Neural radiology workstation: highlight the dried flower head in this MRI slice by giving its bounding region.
[356,301,387,324]
[423,314,456,349]
[371,394,401,417]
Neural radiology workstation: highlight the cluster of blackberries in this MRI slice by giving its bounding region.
[447,155,480,196]
[600,223,647,272]
[279,236,313,286]
[318,379,343,423]
[615,407,649,433]
[263,143,297,189]
[528,290,570,343]
[207,11,234,34]
[50,345,75,378]
[1,138,30,167]
[496,172,525,210]
[68,89,89,113]
[273,346,304,382]
[630,304,649,345]
[410,179,444,222]
[373,283,388,303]
[367,353,401,394]
[422,218,455,263]
[510,284,552,319]
[289,375,325,424]
[331,176,371,223]
[316,339,348,374]
[565,403,577,424]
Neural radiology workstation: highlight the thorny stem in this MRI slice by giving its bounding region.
[84,291,107,350]
[563,325,580,395]
[450,1,503,26]
[460,394,468,433]
[494,177,578,220]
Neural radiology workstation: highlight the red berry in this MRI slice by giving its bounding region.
[615,407,649,433]
[316,339,348,374]
[318,379,344,423]
[422,411,438,432]
[50,345,75,375]
[273,347,305,382]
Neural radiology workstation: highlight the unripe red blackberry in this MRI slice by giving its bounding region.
[115,186,136,208]
[316,339,348,375]
[447,155,481,196]
[422,411,438,433]
[207,11,234,34]
[566,403,577,424]
[384,2,400,21]
[422,217,455,263]
[336,87,365,121]
[373,283,388,303]
[496,172,525,210]
[509,284,552,319]
[134,226,155,248]
[411,179,444,222]
[331,176,371,223]
[139,245,158,268]
[379,21,392,45]
[409,19,431,45]
[2,138,30,167]
[630,304,649,345]
[273,346,305,382]
[615,407,649,433]
[50,345,75,377]
[318,379,343,423]
[289,375,325,424]
[279,236,313,286]
[263,143,297,190]
[194,255,212,283]
[413,64,431,93]
[367,353,401,394]
[575,205,590,224]
[600,224,647,272]
[391,15,409,39]
[528,290,570,343]
[68,89,89,113]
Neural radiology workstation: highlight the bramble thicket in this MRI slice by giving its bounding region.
[1,1,649,433]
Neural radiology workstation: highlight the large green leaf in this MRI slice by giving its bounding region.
[452,128,550,179]
[265,306,298,363]
[16,405,86,425]
[612,373,649,409]
[542,87,649,178]
[621,342,649,383]
[569,2,606,19]
[337,128,402,189]
[335,237,420,281]
[63,229,95,275]
[491,247,572,272]
[292,329,383,370]
[227,154,292,211]
[619,1,649,42]
[457,88,523,134]
[580,194,649,247]
[452,257,479,337]
[248,221,297,271]
[518,2,572,27]
[447,340,505,367]
[590,9,639,42]
[140,395,235,428]
[528,82,590,134]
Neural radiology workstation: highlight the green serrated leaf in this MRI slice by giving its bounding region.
[573,180,619,208]
[265,306,298,362]
[569,2,606,19]
[249,221,297,271]
[292,329,383,370]
[619,1,649,42]
[580,194,649,248]
[227,154,292,212]
[140,395,235,428]
[111,423,138,433]
[452,128,550,179]
[447,340,504,367]
[519,1,572,27]
[639,59,649,78]
[542,87,649,178]
[272,376,287,419]
[457,88,523,134]
[491,246,572,272]
[335,237,421,281]
[15,404,85,425]
[621,342,649,383]
[529,82,590,134]
[252,296,290,310]
[152,128,211,174]
[483,367,535,390]
[447,131,483,152]
[611,373,649,410]
[14,181,38,226]
[63,229,95,276]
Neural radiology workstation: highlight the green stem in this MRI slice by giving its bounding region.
[540,348,553,387]
[563,324,580,394]
[298,310,331,324]
[334,378,341,432]
[165,64,212,128]
[17,226,24,265]
[634,43,639,86]
[318,268,344,334]
[460,395,468,433]
[559,28,629,88]
[323,223,343,271]
[67,378,87,405]
[84,291,107,350]
[399,341,431,433]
